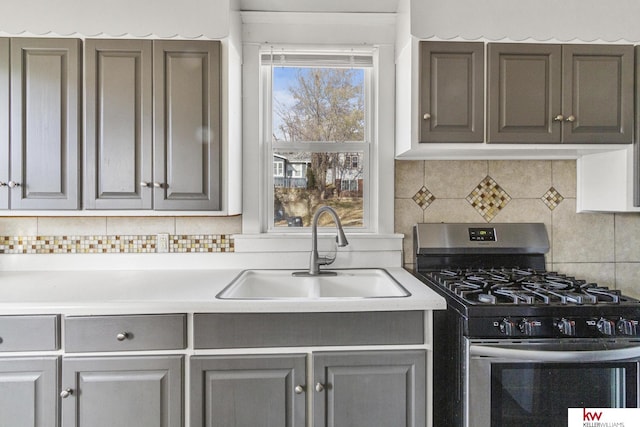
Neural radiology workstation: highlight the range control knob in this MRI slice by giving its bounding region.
[557,318,576,336]
[617,319,639,336]
[597,318,616,336]
[499,318,517,336]
[519,318,542,336]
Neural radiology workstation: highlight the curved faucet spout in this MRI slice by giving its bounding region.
[296,206,349,276]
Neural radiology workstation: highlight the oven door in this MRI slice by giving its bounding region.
[466,339,640,427]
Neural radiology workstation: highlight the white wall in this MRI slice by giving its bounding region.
[411,0,640,42]
[0,0,229,38]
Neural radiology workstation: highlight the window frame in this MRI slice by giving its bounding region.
[261,48,375,232]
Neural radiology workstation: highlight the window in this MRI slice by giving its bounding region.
[263,50,372,230]
[273,158,284,177]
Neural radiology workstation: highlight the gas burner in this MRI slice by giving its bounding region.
[424,268,624,306]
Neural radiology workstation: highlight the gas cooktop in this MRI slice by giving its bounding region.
[424,267,637,306]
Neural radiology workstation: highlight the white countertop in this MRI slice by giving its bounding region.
[0,267,446,315]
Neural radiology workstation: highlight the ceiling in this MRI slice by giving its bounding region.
[238,0,400,13]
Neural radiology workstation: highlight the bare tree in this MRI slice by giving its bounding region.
[274,68,364,196]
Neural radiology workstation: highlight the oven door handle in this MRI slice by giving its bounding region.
[470,344,640,362]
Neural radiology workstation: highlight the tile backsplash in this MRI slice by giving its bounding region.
[395,159,640,299]
[0,216,241,254]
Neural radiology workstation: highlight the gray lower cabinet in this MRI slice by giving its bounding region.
[191,354,306,427]
[84,39,220,211]
[313,350,426,427]
[488,43,633,144]
[419,41,484,143]
[190,350,426,427]
[61,356,183,427]
[0,357,59,427]
[9,38,81,209]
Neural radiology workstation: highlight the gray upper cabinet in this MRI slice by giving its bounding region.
[313,350,426,427]
[488,43,633,144]
[487,43,562,143]
[561,44,633,144]
[190,354,306,427]
[153,40,221,211]
[0,357,59,427]
[61,356,183,427]
[84,39,221,211]
[419,41,484,143]
[0,38,8,209]
[84,39,153,209]
[10,38,81,209]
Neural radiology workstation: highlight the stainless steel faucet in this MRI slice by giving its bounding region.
[293,206,349,276]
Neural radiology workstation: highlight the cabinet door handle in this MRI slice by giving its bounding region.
[553,114,564,122]
[315,383,325,392]
[294,385,305,394]
[153,182,163,188]
[60,388,73,398]
[7,181,20,188]
[140,182,150,188]
[565,115,576,123]
[423,113,431,120]
[0,182,6,187]
[116,332,129,341]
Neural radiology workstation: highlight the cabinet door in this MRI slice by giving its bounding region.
[562,44,634,144]
[10,38,80,209]
[0,357,58,427]
[191,354,306,427]
[419,41,484,143]
[61,356,182,427]
[0,38,8,209]
[487,43,562,143]
[84,39,153,209]
[313,350,426,427]
[153,40,221,210]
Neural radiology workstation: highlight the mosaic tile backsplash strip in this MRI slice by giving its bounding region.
[0,235,234,254]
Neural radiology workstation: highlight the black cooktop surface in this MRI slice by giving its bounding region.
[423,268,639,307]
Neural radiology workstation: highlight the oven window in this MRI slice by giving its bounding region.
[491,363,637,427]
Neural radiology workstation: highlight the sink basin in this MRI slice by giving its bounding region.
[216,269,411,300]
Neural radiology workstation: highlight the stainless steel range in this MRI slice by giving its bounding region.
[413,223,640,427]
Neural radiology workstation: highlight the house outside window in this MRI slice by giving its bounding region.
[263,50,372,229]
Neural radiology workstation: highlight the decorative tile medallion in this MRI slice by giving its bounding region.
[412,186,436,210]
[466,176,511,222]
[541,187,564,211]
[0,235,235,254]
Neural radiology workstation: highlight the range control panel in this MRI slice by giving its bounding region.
[468,227,496,242]
[469,316,640,338]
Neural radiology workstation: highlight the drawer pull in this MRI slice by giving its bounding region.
[116,332,130,341]
[60,388,73,398]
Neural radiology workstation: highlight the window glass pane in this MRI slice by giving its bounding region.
[272,67,365,143]
[273,151,364,228]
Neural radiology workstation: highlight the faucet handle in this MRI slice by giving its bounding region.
[318,254,336,267]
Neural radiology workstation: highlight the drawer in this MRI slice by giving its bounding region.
[65,314,186,352]
[0,315,59,351]
[194,311,424,349]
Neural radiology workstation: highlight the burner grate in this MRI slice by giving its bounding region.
[425,268,622,306]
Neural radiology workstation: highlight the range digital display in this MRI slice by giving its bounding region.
[469,227,496,242]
